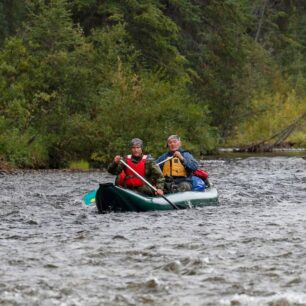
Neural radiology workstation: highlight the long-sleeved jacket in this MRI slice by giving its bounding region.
[155,148,199,177]
[108,154,165,190]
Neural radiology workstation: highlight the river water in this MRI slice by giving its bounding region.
[1,156,305,306]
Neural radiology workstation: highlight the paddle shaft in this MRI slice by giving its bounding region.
[156,156,173,165]
[119,159,178,209]
[120,159,157,191]
[82,156,175,206]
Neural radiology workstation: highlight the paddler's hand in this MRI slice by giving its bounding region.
[114,155,122,164]
[155,189,164,196]
[173,151,184,162]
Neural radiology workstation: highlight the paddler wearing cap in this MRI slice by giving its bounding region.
[155,135,199,193]
[107,138,165,196]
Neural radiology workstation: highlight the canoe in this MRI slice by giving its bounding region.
[95,183,218,213]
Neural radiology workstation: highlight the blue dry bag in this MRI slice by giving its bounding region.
[191,176,205,191]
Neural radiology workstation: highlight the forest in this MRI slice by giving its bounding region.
[0,0,306,169]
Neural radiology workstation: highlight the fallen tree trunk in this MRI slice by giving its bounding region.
[238,111,306,152]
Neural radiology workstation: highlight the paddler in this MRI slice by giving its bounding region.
[108,138,164,196]
[156,135,199,193]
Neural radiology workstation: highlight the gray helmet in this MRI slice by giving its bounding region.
[129,138,143,148]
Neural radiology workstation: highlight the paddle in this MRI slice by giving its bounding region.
[119,159,178,209]
[156,155,173,165]
[82,156,175,206]
[83,189,97,206]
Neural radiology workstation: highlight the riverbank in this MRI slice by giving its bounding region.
[0,160,14,174]
[213,148,306,160]
[1,149,305,173]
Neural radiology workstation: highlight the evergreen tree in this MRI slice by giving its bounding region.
[0,0,26,46]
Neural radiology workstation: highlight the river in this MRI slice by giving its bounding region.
[1,156,305,306]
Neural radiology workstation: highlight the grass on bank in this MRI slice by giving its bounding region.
[68,160,90,171]
[228,89,306,148]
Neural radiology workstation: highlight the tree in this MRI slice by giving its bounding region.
[0,0,26,46]
[70,0,185,77]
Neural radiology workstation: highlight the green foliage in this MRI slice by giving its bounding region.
[245,0,306,96]
[0,0,27,46]
[162,0,261,137]
[0,121,48,168]
[68,160,90,170]
[90,61,216,164]
[0,0,95,168]
[1,0,306,168]
[71,0,185,76]
[229,82,306,146]
[289,130,306,147]
[25,0,83,53]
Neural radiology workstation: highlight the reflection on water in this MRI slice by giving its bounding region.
[0,157,305,305]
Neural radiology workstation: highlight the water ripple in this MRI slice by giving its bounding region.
[0,157,305,305]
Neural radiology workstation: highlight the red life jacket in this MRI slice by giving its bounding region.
[117,170,126,187]
[124,155,147,187]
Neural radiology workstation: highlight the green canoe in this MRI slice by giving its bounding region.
[95,183,219,213]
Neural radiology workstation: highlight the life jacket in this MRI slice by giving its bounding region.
[124,155,147,187]
[162,157,187,177]
[117,170,126,187]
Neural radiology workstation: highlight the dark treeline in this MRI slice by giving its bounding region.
[1,0,306,168]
